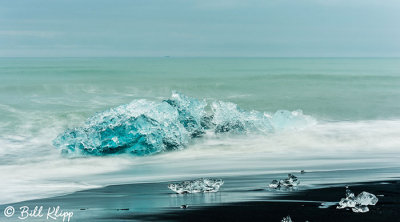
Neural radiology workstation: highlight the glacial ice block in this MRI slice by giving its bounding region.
[53,100,191,156]
[53,92,316,156]
[336,187,378,213]
[168,178,224,194]
[53,92,208,156]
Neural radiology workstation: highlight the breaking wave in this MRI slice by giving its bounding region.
[53,92,316,156]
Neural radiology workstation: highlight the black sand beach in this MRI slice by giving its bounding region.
[128,180,400,222]
[2,177,399,222]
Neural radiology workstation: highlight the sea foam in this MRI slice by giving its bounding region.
[53,92,315,156]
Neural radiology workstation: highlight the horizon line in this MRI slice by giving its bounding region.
[1,56,399,59]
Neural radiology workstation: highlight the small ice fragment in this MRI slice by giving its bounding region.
[319,202,338,209]
[355,191,378,206]
[180,204,188,209]
[345,186,355,199]
[281,215,293,222]
[269,174,300,189]
[337,198,356,209]
[337,186,356,209]
[352,204,369,213]
[168,178,224,194]
[281,174,299,187]
[269,180,280,189]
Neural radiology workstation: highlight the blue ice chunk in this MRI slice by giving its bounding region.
[211,101,314,134]
[53,92,316,156]
[164,92,207,137]
[53,99,190,156]
[211,101,273,134]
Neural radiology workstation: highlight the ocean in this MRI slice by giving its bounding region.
[0,57,399,208]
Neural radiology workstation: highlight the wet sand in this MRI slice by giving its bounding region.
[128,180,400,222]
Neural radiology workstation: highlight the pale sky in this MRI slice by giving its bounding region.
[1,0,399,57]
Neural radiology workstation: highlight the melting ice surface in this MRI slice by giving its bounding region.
[337,186,378,213]
[168,178,224,194]
[53,92,315,156]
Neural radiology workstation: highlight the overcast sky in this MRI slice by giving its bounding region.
[1,0,399,57]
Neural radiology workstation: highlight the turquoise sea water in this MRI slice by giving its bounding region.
[0,58,399,204]
[2,58,400,120]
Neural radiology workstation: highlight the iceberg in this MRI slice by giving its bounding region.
[168,178,224,194]
[53,99,191,156]
[269,174,300,189]
[337,186,378,213]
[54,92,315,156]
